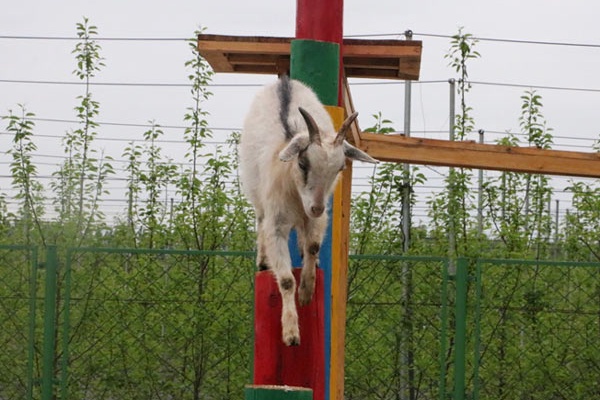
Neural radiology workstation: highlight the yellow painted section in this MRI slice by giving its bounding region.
[324,105,351,400]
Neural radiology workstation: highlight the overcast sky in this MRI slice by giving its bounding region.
[2,0,600,223]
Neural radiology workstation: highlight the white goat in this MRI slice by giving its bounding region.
[239,76,377,346]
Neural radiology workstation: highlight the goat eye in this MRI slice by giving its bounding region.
[298,160,308,172]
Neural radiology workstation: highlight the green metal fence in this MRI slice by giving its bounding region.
[472,259,600,399]
[59,247,255,400]
[1,246,599,400]
[344,255,450,400]
[0,245,39,400]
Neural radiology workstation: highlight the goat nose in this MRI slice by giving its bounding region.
[311,205,325,216]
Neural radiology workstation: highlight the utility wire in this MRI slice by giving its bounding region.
[0,35,188,41]
[4,32,600,49]
[3,78,600,93]
[0,79,264,88]
[346,31,600,49]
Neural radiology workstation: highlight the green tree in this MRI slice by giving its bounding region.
[50,17,113,244]
[137,122,177,249]
[352,112,425,255]
[4,106,46,245]
[483,91,554,258]
[429,28,481,259]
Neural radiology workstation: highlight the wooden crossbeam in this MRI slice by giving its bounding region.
[197,34,422,80]
[357,133,600,178]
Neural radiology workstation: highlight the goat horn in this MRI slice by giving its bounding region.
[298,107,321,146]
[334,112,359,146]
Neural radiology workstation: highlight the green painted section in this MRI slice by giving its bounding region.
[41,246,58,400]
[245,385,313,400]
[453,257,468,400]
[290,39,340,106]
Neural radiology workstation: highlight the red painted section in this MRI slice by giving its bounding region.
[295,0,343,43]
[254,268,325,400]
[295,0,345,104]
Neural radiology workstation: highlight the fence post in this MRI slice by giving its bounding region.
[41,245,58,400]
[453,257,468,400]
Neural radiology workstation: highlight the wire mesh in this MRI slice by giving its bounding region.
[0,245,39,400]
[344,255,448,400]
[473,259,600,399]
[59,248,255,400]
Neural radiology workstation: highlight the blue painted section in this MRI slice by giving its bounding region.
[321,200,333,400]
[288,197,333,400]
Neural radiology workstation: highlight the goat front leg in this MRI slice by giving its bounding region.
[298,214,327,306]
[265,215,300,346]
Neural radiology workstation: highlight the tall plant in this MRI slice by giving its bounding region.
[51,17,113,242]
[429,28,480,258]
[483,91,553,258]
[137,122,177,248]
[352,113,425,255]
[174,28,215,249]
[4,106,45,245]
[564,136,600,261]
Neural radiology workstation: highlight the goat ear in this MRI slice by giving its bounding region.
[334,112,359,146]
[343,142,378,164]
[279,135,310,162]
[298,107,321,146]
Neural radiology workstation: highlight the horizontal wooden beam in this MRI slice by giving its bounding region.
[197,34,422,80]
[359,132,600,178]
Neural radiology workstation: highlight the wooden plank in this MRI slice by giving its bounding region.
[358,133,600,178]
[198,39,291,55]
[342,76,361,146]
[197,34,422,80]
[343,42,422,58]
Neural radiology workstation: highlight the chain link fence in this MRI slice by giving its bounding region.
[59,248,255,400]
[345,255,449,400]
[1,246,600,400]
[473,259,600,399]
[0,245,39,400]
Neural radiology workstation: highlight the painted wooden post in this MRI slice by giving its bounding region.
[251,2,346,400]
[253,268,325,397]
[296,2,350,400]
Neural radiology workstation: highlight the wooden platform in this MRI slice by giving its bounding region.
[197,34,422,80]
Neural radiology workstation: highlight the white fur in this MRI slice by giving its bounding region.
[239,77,376,346]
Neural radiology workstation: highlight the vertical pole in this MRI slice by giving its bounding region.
[453,258,468,400]
[253,0,344,395]
[26,246,39,400]
[295,2,344,400]
[41,245,58,400]
[448,79,457,274]
[60,249,74,400]
[402,34,413,253]
[401,31,414,399]
[554,199,560,257]
[477,129,484,236]
[448,79,456,142]
[329,108,352,400]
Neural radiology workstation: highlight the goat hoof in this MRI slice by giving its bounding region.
[298,281,315,306]
[283,327,301,346]
[298,289,313,306]
[258,263,269,271]
[285,335,301,346]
